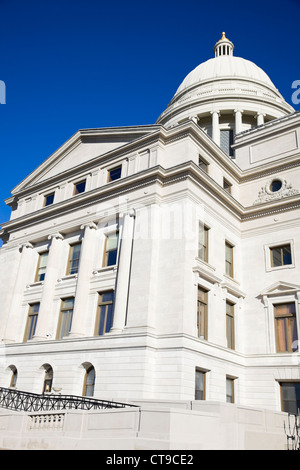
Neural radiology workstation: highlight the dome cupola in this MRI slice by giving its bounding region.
[213,32,234,57]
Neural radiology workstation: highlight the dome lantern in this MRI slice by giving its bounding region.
[213,32,234,57]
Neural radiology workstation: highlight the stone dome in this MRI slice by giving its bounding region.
[175,55,277,96]
[156,33,294,131]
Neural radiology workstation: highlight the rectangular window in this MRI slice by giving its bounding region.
[66,243,81,275]
[95,291,114,336]
[226,301,235,349]
[198,224,209,262]
[225,241,234,277]
[44,193,55,206]
[24,303,39,341]
[197,286,208,340]
[280,382,300,414]
[274,303,298,353]
[198,156,208,173]
[103,232,119,267]
[74,180,86,195]
[195,369,206,400]
[35,251,49,282]
[223,178,232,194]
[57,298,74,339]
[108,166,122,182]
[270,244,292,267]
[220,129,234,157]
[226,377,235,403]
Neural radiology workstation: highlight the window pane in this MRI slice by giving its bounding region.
[68,244,81,274]
[25,304,39,341]
[108,166,122,182]
[198,225,208,261]
[36,252,49,281]
[74,180,86,194]
[220,130,234,156]
[44,193,54,206]
[226,378,234,403]
[281,382,300,414]
[282,245,292,265]
[271,247,282,267]
[59,298,74,338]
[195,370,205,400]
[96,291,114,336]
[274,303,298,352]
[106,233,118,251]
[85,368,95,397]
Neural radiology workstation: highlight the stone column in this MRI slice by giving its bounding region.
[110,210,135,332]
[234,109,243,134]
[69,222,98,337]
[33,232,64,341]
[211,111,220,146]
[3,242,34,343]
[256,113,265,126]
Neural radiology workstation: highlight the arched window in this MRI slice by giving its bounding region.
[42,364,53,394]
[9,366,18,388]
[83,365,95,397]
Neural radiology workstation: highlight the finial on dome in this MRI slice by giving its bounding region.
[213,32,234,57]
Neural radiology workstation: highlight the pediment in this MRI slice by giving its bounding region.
[12,126,158,194]
[260,281,300,297]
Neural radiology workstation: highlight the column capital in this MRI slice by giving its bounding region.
[19,241,34,251]
[210,110,220,116]
[234,108,244,114]
[48,232,64,241]
[80,222,97,231]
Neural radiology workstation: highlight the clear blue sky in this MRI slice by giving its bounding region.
[0,0,299,226]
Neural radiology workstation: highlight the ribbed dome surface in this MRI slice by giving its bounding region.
[175,55,277,96]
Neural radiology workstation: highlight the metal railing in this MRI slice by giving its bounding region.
[284,411,300,450]
[0,387,137,413]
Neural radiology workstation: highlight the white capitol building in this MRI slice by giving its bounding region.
[0,33,299,450]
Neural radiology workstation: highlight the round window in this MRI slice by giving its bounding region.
[270,179,282,192]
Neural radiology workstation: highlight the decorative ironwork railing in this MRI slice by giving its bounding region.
[284,412,300,450]
[0,387,137,413]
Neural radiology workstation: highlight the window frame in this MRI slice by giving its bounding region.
[226,301,235,350]
[24,303,39,342]
[107,165,122,183]
[195,368,207,400]
[94,291,115,336]
[264,240,295,272]
[197,286,208,340]
[226,376,235,403]
[279,381,300,414]
[66,242,81,276]
[270,244,292,268]
[35,251,49,282]
[274,302,298,353]
[198,224,209,263]
[102,231,119,267]
[44,192,55,207]
[57,297,74,339]
[73,179,86,195]
[223,178,232,194]
[198,156,209,173]
[82,365,96,397]
[225,241,234,278]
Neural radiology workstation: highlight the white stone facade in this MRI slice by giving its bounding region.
[0,33,299,424]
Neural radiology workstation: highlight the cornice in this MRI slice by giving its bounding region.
[2,160,300,246]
